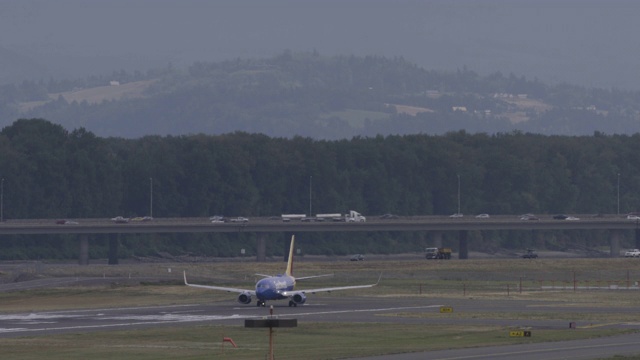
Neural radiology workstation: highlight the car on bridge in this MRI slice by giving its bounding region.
[56,220,78,225]
[624,249,640,257]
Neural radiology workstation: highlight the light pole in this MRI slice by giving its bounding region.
[457,174,461,215]
[617,173,620,215]
[309,176,312,217]
[1,178,4,222]
[149,177,153,218]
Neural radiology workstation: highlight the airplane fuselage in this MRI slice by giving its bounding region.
[256,275,295,301]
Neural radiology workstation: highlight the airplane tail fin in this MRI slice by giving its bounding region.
[285,235,295,277]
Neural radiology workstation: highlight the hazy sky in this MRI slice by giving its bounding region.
[1,0,639,89]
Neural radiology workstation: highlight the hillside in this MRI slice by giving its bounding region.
[3,53,640,138]
[18,79,156,112]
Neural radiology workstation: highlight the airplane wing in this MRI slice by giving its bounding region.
[296,273,334,281]
[183,271,256,295]
[254,273,331,280]
[282,273,381,295]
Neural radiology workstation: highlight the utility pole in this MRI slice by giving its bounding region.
[457,174,461,215]
[1,178,4,222]
[149,177,153,218]
[309,176,312,217]
[617,172,620,215]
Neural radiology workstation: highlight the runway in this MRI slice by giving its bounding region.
[0,297,446,337]
[0,294,638,359]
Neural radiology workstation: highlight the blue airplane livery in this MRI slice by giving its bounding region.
[184,235,379,307]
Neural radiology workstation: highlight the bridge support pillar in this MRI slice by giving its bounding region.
[431,232,443,248]
[256,233,266,262]
[78,234,89,265]
[610,230,622,258]
[458,230,468,259]
[108,234,119,265]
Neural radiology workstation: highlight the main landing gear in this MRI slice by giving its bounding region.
[256,300,298,307]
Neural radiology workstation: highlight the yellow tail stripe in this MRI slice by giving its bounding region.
[285,235,295,276]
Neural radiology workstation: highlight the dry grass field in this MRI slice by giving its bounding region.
[2,257,640,310]
[0,258,639,359]
[17,79,156,112]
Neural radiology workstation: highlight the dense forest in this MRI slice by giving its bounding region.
[2,53,640,139]
[0,119,638,260]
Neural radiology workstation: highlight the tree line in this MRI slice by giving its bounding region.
[0,119,637,259]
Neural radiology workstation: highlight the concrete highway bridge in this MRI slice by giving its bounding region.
[0,215,638,264]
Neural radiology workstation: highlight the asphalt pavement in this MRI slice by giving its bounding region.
[0,286,637,359]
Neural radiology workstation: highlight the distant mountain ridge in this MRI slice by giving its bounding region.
[4,53,640,139]
[1,1,639,90]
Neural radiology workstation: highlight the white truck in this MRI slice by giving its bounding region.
[315,213,343,222]
[345,210,366,222]
[281,214,307,222]
[314,210,366,222]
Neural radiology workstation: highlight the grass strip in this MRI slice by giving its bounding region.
[0,323,634,360]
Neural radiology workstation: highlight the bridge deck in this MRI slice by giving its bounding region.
[0,215,638,235]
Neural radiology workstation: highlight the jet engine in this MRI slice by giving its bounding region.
[237,292,252,304]
[291,293,307,305]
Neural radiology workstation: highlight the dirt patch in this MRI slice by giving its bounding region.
[496,97,553,124]
[387,103,434,116]
[501,111,530,124]
[503,97,552,113]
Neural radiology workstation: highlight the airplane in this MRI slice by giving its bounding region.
[183,235,380,307]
